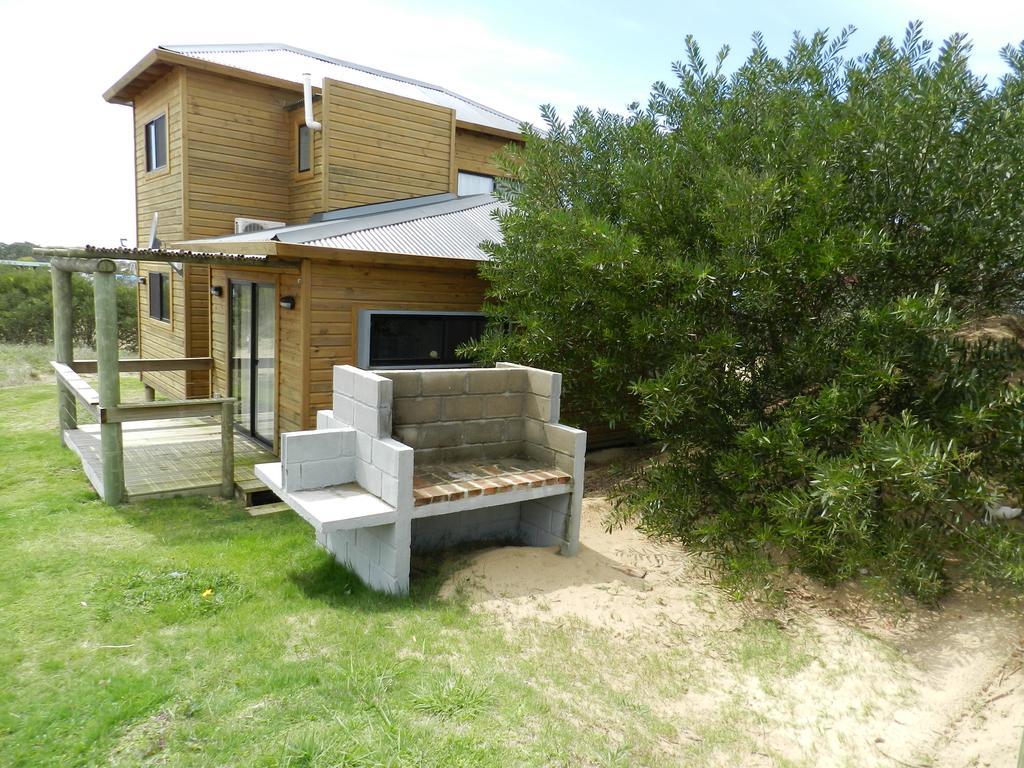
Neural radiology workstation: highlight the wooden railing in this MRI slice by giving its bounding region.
[51,362,100,419]
[52,356,234,501]
[69,357,213,374]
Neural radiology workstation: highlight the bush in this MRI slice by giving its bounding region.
[0,266,138,350]
[474,24,1024,601]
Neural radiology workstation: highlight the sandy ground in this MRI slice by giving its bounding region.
[440,492,1024,767]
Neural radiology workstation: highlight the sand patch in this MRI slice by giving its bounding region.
[440,495,1024,766]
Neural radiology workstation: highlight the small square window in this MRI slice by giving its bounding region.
[297,124,312,173]
[145,114,167,172]
[148,271,171,322]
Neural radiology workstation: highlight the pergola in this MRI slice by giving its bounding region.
[45,250,237,505]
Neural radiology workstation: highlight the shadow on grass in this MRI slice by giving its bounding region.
[113,495,294,545]
[285,540,513,613]
[287,553,379,606]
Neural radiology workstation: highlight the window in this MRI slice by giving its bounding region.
[297,124,312,173]
[148,271,170,322]
[457,171,495,196]
[359,311,486,368]
[145,114,167,172]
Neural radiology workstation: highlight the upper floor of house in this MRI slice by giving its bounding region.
[104,44,523,249]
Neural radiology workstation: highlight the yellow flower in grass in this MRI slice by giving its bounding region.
[201,588,214,598]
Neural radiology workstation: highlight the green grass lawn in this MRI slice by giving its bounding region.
[0,344,93,388]
[0,382,684,767]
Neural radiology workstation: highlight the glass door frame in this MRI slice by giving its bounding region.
[228,279,277,448]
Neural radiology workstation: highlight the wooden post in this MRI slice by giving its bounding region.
[93,261,124,505]
[221,399,235,499]
[51,266,76,440]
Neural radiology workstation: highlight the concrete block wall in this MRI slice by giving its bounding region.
[519,495,573,548]
[381,364,566,465]
[313,365,416,593]
[410,497,569,553]
[322,521,410,594]
[497,363,586,555]
[329,366,414,507]
[411,501,523,552]
[280,427,356,492]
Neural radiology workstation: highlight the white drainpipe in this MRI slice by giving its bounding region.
[302,73,322,131]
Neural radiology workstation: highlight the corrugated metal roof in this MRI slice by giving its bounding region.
[162,43,522,134]
[306,200,502,260]
[187,193,504,261]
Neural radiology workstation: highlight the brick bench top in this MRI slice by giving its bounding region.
[412,458,571,507]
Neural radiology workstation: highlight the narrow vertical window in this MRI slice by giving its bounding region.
[145,114,167,172]
[297,123,312,173]
[148,272,171,322]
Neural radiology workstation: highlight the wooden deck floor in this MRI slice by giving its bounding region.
[64,417,276,501]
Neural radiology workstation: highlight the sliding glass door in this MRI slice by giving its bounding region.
[230,281,276,445]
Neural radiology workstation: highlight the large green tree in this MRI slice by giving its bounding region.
[474,24,1024,600]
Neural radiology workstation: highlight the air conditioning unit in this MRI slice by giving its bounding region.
[234,217,286,234]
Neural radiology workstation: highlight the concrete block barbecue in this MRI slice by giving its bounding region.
[256,363,586,593]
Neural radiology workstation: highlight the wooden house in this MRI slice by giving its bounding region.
[103,44,522,452]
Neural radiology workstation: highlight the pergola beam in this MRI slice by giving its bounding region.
[48,254,118,274]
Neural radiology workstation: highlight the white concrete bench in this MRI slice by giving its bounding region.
[256,363,585,594]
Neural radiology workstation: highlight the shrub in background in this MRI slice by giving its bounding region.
[473,24,1024,600]
[0,266,138,350]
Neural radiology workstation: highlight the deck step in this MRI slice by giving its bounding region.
[246,501,291,517]
[235,474,271,506]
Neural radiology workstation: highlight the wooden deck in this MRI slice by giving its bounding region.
[64,417,276,501]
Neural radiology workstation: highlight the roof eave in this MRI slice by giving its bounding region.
[103,49,162,105]
[455,119,524,143]
[104,48,308,106]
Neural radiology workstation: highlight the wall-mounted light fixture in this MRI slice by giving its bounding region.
[138,276,147,285]
[279,296,296,310]
[210,285,224,297]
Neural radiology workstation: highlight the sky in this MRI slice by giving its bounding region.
[0,0,1021,248]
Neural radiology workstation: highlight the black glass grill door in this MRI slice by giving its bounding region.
[230,281,276,445]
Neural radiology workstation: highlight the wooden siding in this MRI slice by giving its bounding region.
[210,260,483,443]
[454,127,511,177]
[134,70,187,396]
[290,102,324,223]
[322,80,454,209]
[209,270,230,400]
[137,262,187,398]
[134,69,184,246]
[185,264,211,397]
[277,269,305,439]
[126,65,519,405]
[183,70,293,238]
[306,260,486,425]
